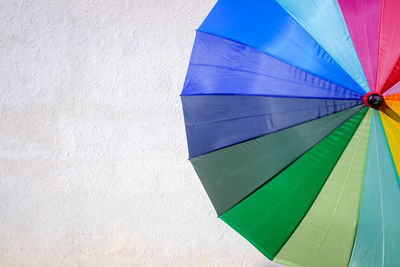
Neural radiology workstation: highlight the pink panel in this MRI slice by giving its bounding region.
[377,0,400,94]
[383,80,400,97]
[338,0,382,92]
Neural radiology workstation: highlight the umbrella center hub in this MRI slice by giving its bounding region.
[364,93,384,109]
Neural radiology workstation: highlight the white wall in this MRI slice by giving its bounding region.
[0,1,284,266]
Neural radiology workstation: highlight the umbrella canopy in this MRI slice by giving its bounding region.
[181,0,400,266]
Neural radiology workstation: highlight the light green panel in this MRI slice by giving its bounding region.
[274,110,372,267]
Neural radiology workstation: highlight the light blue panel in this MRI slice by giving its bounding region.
[275,0,370,92]
[349,111,400,267]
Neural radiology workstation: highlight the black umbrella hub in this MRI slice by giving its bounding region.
[364,93,384,109]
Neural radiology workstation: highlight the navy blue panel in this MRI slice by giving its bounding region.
[198,0,366,95]
[182,32,363,99]
[182,95,363,158]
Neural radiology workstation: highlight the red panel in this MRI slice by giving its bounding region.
[377,0,400,94]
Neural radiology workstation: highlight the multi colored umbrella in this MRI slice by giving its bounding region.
[181,0,400,266]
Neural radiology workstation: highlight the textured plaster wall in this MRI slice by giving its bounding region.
[0,1,283,266]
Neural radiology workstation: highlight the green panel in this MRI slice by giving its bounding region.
[191,105,364,216]
[220,107,368,260]
[274,110,372,267]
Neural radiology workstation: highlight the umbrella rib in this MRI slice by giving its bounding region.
[182,93,363,100]
[374,113,385,267]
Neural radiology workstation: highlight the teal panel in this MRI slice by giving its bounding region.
[349,111,400,267]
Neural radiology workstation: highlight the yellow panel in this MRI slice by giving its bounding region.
[379,100,400,177]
